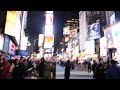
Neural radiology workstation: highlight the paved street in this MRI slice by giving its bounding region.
[56,65,93,79]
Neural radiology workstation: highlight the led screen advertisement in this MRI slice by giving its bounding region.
[44,36,53,48]
[88,22,101,40]
[4,11,23,45]
[4,11,18,36]
[45,13,53,25]
[38,34,44,46]
[20,36,27,50]
[9,40,15,55]
[104,29,114,49]
[100,37,107,57]
[111,23,120,49]
[16,50,30,56]
[85,40,95,55]
[0,34,4,50]
[2,35,10,53]
[45,25,53,36]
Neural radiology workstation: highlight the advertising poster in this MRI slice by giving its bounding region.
[88,22,101,40]
[85,40,95,55]
[45,13,53,25]
[2,35,10,53]
[14,11,23,45]
[104,29,114,49]
[111,23,120,49]
[100,37,107,57]
[0,34,4,50]
[44,36,53,48]
[45,25,53,36]
[9,40,15,55]
[38,34,44,46]
[4,11,18,37]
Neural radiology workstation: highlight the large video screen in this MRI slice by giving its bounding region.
[9,40,15,55]
[85,40,95,55]
[4,11,18,36]
[16,50,30,56]
[0,34,4,50]
[4,11,23,45]
[88,22,101,40]
[2,35,10,53]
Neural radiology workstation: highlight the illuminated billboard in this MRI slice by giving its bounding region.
[20,36,27,50]
[38,34,44,46]
[44,36,53,48]
[85,40,95,55]
[45,13,53,25]
[45,25,53,36]
[111,22,120,49]
[100,37,107,57]
[88,22,101,40]
[4,11,18,36]
[0,34,4,50]
[4,11,23,45]
[46,11,53,14]
[104,29,114,49]
[9,40,15,55]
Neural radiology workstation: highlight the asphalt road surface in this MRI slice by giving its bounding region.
[56,65,93,79]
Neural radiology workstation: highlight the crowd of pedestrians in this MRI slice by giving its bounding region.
[87,58,120,79]
[63,57,120,79]
[0,54,48,79]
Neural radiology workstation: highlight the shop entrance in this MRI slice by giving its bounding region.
[108,48,117,60]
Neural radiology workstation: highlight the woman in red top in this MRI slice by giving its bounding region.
[2,58,10,79]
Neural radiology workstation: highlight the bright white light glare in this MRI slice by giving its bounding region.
[45,25,53,36]
[20,36,27,50]
[38,34,44,46]
[45,14,53,25]
[46,11,53,14]
[0,34,4,50]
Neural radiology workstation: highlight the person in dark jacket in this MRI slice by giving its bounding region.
[88,60,92,73]
[95,63,105,79]
[12,59,27,79]
[38,57,45,78]
[10,59,22,79]
[92,60,97,79]
[27,59,33,69]
[64,60,71,79]
[105,60,120,79]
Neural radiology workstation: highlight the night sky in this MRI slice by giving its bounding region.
[27,11,79,53]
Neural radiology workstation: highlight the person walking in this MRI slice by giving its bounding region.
[9,59,19,79]
[92,60,97,79]
[64,60,71,79]
[95,63,105,79]
[38,57,45,78]
[105,60,120,79]
[88,60,92,73]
